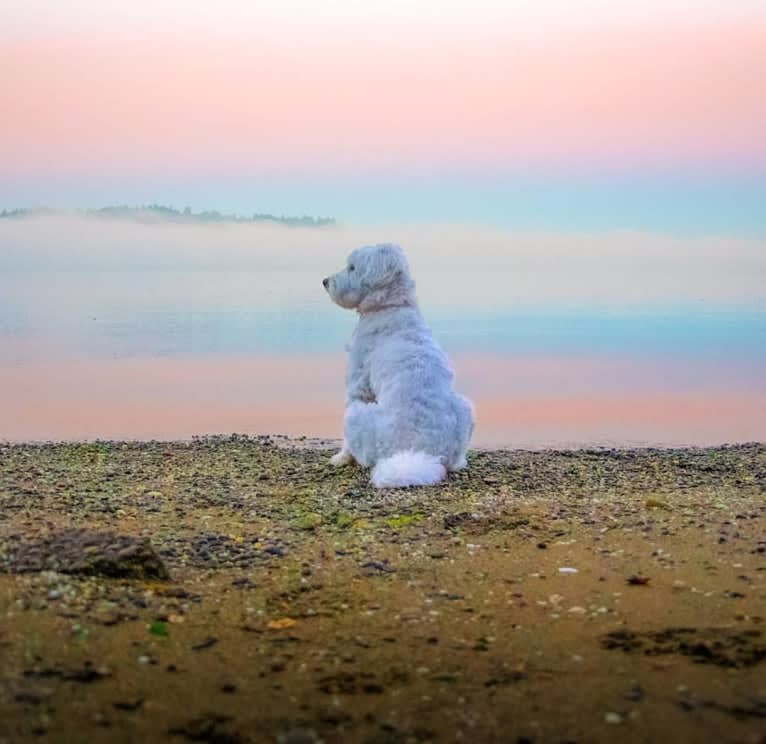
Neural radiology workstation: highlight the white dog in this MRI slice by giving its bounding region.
[323,243,474,488]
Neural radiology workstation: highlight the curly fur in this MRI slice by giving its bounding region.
[323,243,474,488]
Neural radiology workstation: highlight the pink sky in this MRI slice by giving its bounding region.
[3,18,765,176]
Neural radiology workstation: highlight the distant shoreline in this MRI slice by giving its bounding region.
[1,436,763,454]
[0,205,336,227]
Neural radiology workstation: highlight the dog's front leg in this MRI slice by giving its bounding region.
[345,348,375,405]
[333,336,371,466]
[330,402,356,466]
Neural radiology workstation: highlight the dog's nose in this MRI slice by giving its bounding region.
[322,277,329,289]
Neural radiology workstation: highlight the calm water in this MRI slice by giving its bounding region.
[1,217,765,447]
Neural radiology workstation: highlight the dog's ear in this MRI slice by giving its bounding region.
[357,244,416,311]
[364,244,407,288]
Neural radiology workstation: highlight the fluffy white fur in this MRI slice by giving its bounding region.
[323,243,474,488]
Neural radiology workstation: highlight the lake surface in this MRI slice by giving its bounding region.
[1,217,765,447]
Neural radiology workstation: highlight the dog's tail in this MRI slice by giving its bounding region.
[371,450,446,489]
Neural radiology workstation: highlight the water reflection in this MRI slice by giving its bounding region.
[1,351,764,447]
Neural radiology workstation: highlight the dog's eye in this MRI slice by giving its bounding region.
[348,264,355,272]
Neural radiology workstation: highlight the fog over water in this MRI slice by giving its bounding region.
[1,216,764,446]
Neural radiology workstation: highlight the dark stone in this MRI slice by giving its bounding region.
[113,699,144,711]
[23,663,110,683]
[14,691,44,705]
[3,529,170,580]
[362,683,385,694]
[360,561,395,574]
[191,636,219,651]
[168,713,245,743]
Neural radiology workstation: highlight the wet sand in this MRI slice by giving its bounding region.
[0,438,764,743]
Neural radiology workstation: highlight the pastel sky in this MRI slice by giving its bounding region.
[2,1,765,232]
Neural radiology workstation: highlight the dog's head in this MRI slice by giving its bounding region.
[323,243,416,312]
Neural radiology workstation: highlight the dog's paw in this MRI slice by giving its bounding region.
[449,456,468,472]
[329,449,353,467]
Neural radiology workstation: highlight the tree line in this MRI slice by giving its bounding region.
[0,205,336,227]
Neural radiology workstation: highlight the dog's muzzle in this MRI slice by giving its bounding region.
[322,277,329,289]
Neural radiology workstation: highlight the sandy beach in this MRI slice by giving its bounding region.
[0,437,764,743]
